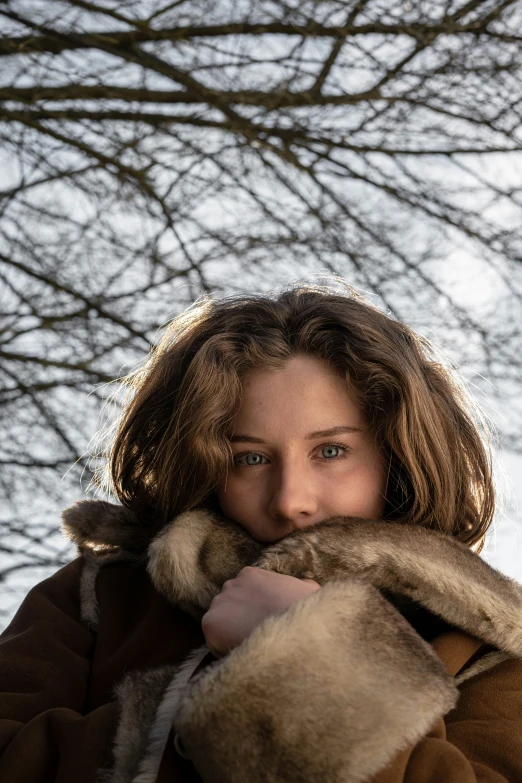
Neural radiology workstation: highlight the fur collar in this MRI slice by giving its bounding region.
[62,500,522,783]
[62,498,522,658]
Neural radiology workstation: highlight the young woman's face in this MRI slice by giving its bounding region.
[216,354,387,543]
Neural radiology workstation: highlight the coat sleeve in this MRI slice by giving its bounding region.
[172,579,522,783]
[367,644,522,783]
[0,558,120,783]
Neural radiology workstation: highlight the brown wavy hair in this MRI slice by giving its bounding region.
[101,282,495,552]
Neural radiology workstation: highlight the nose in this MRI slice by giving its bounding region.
[267,461,319,530]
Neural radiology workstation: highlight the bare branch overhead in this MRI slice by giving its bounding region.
[1,0,521,621]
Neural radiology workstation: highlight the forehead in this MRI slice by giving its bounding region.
[234,355,365,431]
[240,354,343,389]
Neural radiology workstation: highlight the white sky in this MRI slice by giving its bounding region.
[483,449,522,581]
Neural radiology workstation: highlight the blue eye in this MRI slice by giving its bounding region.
[236,453,266,466]
[235,443,349,467]
[320,443,350,459]
[321,446,341,459]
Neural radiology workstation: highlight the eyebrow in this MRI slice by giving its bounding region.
[229,426,363,443]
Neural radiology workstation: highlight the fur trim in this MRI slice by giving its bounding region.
[63,500,522,782]
[96,649,212,783]
[173,580,458,783]
[79,552,102,631]
[107,665,178,783]
[455,650,514,686]
[146,509,262,619]
[253,518,522,658]
[80,549,140,631]
[66,500,522,658]
[146,506,522,658]
[131,646,209,783]
[62,499,150,552]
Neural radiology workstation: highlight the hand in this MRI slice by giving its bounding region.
[201,566,320,658]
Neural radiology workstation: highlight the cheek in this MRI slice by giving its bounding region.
[363,464,387,516]
[216,474,258,516]
[337,459,387,517]
[367,489,387,518]
[215,480,268,539]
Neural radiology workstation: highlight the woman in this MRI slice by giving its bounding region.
[1,282,521,783]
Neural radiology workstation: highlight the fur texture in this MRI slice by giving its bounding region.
[107,666,178,783]
[77,548,141,631]
[131,646,209,783]
[174,580,458,783]
[146,509,262,620]
[253,517,522,657]
[62,500,522,783]
[79,552,102,631]
[63,501,522,661]
[143,509,522,658]
[455,649,512,686]
[62,499,150,552]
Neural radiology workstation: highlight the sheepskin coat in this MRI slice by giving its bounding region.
[1,500,522,783]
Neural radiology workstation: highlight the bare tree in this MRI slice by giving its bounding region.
[1,0,521,625]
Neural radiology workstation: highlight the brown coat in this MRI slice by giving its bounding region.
[1,500,522,782]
